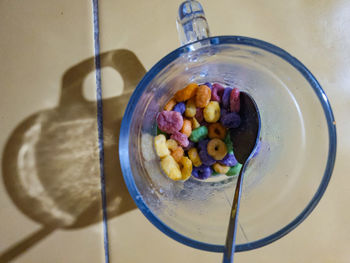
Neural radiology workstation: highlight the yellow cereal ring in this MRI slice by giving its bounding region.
[164,98,177,111]
[154,134,170,158]
[191,117,200,129]
[174,83,198,102]
[203,101,220,123]
[185,98,196,118]
[166,139,178,151]
[207,138,227,160]
[208,123,227,139]
[179,156,192,181]
[171,146,184,163]
[181,118,192,137]
[213,163,230,174]
[188,147,202,167]
[195,85,211,108]
[161,155,182,180]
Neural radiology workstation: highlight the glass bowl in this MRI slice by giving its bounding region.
[119,36,336,252]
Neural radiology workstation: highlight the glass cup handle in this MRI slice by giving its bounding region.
[176,0,210,46]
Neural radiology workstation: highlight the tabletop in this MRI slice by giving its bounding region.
[0,0,349,262]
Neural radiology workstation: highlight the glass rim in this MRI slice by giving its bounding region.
[119,35,337,252]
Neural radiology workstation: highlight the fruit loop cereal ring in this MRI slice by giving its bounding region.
[197,139,209,152]
[164,98,176,111]
[211,83,225,102]
[179,156,192,181]
[208,123,227,139]
[204,82,213,89]
[198,147,216,166]
[171,131,189,147]
[219,153,238,167]
[157,111,183,134]
[188,148,202,167]
[220,111,241,128]
[166,139,178,151]
[203,101,220,123]
[183,140,195,151]
[212,170,219,176]
[226,163,243,176]
[161,155,182,180]
[192,165,212,180]
[173,102,186,115]
[174,83,198,102]
[195,85,211,108]
[181,118,192,137]
[191,117,200,129]
[222,87,232,109]
[195,108,204,122]
[185,98,197,118]
[207,138,227,160]
[157,126,167,136]
[224,133,234,153]
[213,163,230,174]
[154,134,170,158]
[230,88,240,112]
[189,126,208,142]
[171,146,184,163]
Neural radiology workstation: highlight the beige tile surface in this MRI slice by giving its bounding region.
[1,0,349,262]
[0,0,105,262]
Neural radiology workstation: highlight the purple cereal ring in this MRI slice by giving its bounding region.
[219,153,238,166]
[211,83,225,102]
[195,108,204,122]
[221,108,228,119]
[173,102,186,115]
[230,88,240,113]
[222,87,232,109]
[220,112,241,128]
[204,82,213,89]
[157,111,183,134]
[197,139,210,152]
[170,131,189,147]
[199,148,216,166]
[192,165,212,180]
[183,140,195,151]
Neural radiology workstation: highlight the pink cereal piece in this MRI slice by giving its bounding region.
[170,131,189,148]
[195,108,204,122]
[211,83,225,102]
[157,111,183,134]
[230,88,240,112]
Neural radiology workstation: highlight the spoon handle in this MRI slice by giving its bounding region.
[222,164,246,263]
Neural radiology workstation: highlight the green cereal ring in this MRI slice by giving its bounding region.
[189,126,208,142]
[226,163,242,176]
[224,133,234,153]
[212,170,219,176]
[157,126,167,136]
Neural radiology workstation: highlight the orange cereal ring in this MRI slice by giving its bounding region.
[164,98,177,111]
[181,119,192,137]
[184,98,197,118]
[213,163,230,174]
[171,146,184,163]
[207,138,227,160]
[195,85,211,108]
[208,123,227,139]
[174,83,198,102]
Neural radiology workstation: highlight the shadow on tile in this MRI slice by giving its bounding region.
[0,49,145,262]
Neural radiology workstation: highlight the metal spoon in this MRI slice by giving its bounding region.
[223,92,261,263]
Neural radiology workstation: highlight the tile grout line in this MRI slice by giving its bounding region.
[92,0,110,263]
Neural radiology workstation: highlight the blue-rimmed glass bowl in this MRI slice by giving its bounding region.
[119,35,336,252]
